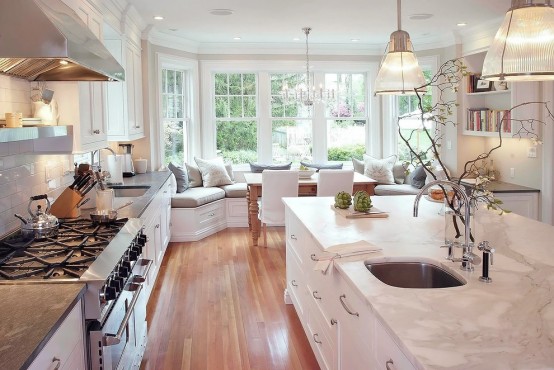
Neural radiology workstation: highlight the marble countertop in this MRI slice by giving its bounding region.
[0,284,86,370]
[284,195,554,369]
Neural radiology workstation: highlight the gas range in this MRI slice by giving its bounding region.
[0,217,148,322]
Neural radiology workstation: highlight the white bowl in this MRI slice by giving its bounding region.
[298,169,315,178]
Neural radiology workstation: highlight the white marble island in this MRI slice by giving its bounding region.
[283,195,554,370]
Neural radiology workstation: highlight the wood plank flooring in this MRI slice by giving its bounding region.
[140,227,319,370]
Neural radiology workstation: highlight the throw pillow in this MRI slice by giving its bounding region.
[185,163,203,188]
[225,162,235,182]
[168,162,189,193]
[300,161,343,171]
[249,162,292,173]
[363,155,397,184]
[408,165,427,189]
[195,157,233,187]
[351,157,364,174]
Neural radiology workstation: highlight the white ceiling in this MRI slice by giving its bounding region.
[131,0,510,53]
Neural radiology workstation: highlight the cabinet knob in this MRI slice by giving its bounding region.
[93,129,100,134]
[290,234,297,240]
[291,280,298,287]
[47,358,61,370]
[386,359,397,370]
[312,291,322,300]
[313,333,322,344]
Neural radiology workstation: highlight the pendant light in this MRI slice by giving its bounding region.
[482,0,554,81]
[374,0,427,95]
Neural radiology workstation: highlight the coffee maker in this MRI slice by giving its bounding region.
[118,144,135,177]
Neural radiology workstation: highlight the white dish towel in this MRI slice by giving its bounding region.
[313,240,382,274]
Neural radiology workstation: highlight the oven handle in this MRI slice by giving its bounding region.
[102,283,143,346]
[132,258,153,284]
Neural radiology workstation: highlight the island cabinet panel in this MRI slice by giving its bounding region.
[27,301,86,370]
[285,207,416,370]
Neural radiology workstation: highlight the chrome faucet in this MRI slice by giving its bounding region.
[91,147,116,172]
[414,179,480,272]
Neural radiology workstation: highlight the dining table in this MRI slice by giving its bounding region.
[243,171,378,246]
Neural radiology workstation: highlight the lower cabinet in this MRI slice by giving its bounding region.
[285,208,416,370]
[493,192,539,220]
[27,301,86,370]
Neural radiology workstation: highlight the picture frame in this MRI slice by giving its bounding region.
[474,78,493,92]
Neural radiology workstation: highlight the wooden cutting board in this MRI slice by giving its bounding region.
[331,205,389,218]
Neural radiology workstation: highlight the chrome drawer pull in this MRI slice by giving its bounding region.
[290,234,297,240]
[310,254,318,261]
[339,294,359,317]
[312,291,322,300]
[386,359,397,370]
[291,280,298,287]
[313,333,322,344]
[330,318,337,326]
[47,358,61,370]
[208,212,215,217]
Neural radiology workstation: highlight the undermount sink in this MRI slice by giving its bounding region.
[365,259,466,289]
[109,185,151,197]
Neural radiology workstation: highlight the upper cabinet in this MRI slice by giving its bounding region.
[462,52,540,139]
[104,30,145,142]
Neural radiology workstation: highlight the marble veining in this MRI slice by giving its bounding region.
[284,195,554,369]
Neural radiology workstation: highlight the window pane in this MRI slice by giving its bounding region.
[215,97,229,118]
[216,120,258,164]
[272,120,313,163]
[175,71,183,93]
[229,74,242,95]
[243,96,256,118]
[167,70,175,94]
[229,96,243,117]
[327,119,366,161]
[243,74,256,95]
[163,119,185,165]
[215,74,228,95]
[162,70,167,93]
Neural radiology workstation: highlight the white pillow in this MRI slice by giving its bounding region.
[185,163,203,188]
[363,155,397,184]
[194,157,233,187]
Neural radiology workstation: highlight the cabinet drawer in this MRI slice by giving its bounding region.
[286,245,307,319]
[28,302,85,370]
[306,307,335,370]
[375,319,416,370]
[197,201,225,226]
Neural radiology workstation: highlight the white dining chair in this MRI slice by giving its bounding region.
[259,170,299,247]
[316,169,355,196]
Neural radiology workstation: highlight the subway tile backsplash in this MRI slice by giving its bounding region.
[0,75,90,237]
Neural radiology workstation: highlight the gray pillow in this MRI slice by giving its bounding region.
[249,162,292,173]
[352,157,364,174]
[300,161,343,172]
[408,165,427,189]
[168,162,189,193]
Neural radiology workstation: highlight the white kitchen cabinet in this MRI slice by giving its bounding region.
[160,179,173,252]
[494,192,539,220]
[125,41,145,140]
[27,301,86,370]
[375,319,417,370]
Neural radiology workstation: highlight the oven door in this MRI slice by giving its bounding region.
[88,258,153,370]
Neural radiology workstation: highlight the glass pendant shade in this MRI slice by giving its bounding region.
[374,0,427,95]
[482,1,554,81]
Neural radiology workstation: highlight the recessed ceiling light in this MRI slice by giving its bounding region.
[209,9,234,16]
[153,15,164,20]
[409,13,433,20]
[233,37,241,40]
[293,37,300,41]
[457,22,467,27]
[351,38,360,42]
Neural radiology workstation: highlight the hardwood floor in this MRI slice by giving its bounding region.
[140,227,319,370]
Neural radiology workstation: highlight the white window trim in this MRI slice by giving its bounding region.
[200,59,379,163]
[154,53,200,168]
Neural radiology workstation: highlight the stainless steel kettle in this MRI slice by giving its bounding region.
[14,195,59,240]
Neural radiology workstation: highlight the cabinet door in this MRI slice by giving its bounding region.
[126,42,145,139]
[160,180,172,251]
[78,82,107,147]
[105,38,127,138]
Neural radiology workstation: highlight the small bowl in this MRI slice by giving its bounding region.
[298,169,315,178]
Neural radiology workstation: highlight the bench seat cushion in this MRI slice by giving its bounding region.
[374,184,421,196]
[171,187,225,208]
[219,183,247,198]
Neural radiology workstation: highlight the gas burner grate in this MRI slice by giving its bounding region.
[0,218,127,280]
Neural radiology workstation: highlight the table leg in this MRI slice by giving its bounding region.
[248,186,260,246]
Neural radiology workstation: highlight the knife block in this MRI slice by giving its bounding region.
[50,187,83,219]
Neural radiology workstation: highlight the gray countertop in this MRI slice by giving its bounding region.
[0,284,86,370]
[0,170,171,369]
[461,179,539,193]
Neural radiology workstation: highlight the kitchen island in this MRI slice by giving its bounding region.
[284,195,554,369]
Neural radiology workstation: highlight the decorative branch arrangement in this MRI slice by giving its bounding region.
[398,58,554,241]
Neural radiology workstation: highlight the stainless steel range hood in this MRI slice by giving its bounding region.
[0,0,124,82]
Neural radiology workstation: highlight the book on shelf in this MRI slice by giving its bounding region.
[466,108,511,133]
[466,73,481,93]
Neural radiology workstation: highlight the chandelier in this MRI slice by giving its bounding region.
[482,0,554,81]
[281,27,335,106]
[374,0,427,95]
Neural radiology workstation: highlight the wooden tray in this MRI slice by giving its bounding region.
[331,205,389,218]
